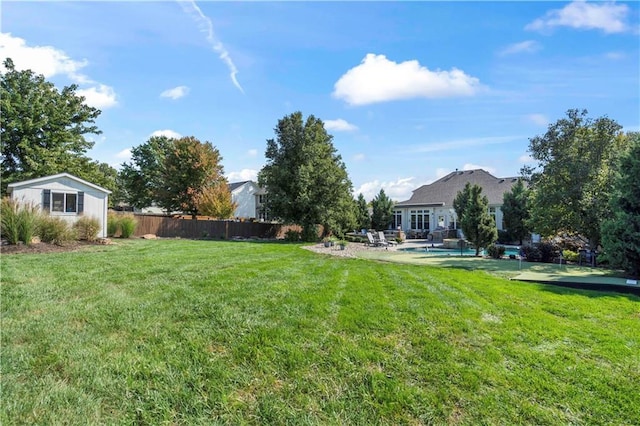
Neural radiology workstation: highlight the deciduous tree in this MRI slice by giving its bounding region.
[454,183,497,256]
[119,136,173,210]
[1,58,104,194]
[258,112,355,240]
[195,183,237,219]
[119,136,227,216]
[522,109,625,247]
[160,137,226,216]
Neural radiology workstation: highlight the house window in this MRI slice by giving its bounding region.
[393,210,402,229]
[489,207,497,225]
[50,192,78,213]
[409,210,429,230]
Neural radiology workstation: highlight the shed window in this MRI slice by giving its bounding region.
[50,192,77,213]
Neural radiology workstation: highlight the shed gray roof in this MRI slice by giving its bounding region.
[6,172,111,194]
[395,169,519,208]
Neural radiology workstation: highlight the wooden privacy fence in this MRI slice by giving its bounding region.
[130,214,299,239]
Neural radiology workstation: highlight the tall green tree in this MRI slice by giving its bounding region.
[522,109,625,247]
[355,193,371,231]
[501,179,531,245]
[370,189,394,230]
[601,132,640,278]
[454,184,497,256]
[1,58,104,194]
[258,112,355,240]
[119,136,173,210]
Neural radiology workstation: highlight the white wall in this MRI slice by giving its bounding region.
[232,182,260,219]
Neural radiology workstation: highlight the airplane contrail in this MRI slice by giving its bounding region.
[179,0,244,94]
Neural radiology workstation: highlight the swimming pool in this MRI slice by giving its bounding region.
[398,246,520,257]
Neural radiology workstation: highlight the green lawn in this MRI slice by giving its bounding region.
[2,239,639,424]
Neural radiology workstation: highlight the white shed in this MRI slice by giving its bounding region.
[7,173,111,238]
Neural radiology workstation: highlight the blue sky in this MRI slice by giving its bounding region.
[2,1,638,201]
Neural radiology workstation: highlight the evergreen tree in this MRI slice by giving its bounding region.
[601,132,640,278]
[454,184,497,256]
[355,193,371,231]
[258,112,355,240]
[370,189,394,230]
[501,179,531,245]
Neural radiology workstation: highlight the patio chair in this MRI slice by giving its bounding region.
[366,232,384,247]
[377,231,397,246]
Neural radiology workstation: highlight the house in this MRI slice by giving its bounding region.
[7,173,111,238]
[393,169,519,237]
[229,180,268,220]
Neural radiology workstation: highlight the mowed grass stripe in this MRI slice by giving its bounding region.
[2,239,639,424]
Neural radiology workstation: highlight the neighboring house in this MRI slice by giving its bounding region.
[229,180,268,220]
[7,173,111,238]
[393,169,519,235]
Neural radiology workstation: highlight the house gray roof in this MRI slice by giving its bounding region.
[395,169,519,208]
[229,181,251,192]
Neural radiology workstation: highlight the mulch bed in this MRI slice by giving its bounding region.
[1,240,109,255]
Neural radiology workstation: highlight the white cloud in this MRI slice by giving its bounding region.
[0,32,118,109]
[354,177,417,202]
[526,1,630,34]
[353,153,365,162]
[115,148,132,160]
[462,163,497,175]
[333,53,483,106]
[519,154,534,163]
[77,84,118,109]
[150,129,182,139]
[227,168,258,182]
[0,32,87,80]
[526,113,549,127]
[498,40,541,56]
[247,149,258,157]
[160,85,190,99]
[324,118,358,132]
[179,0,244,93]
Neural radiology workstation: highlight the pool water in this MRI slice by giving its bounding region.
[398,246,520,257]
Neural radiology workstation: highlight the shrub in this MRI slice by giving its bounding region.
[107,213,120,237]
[521,245,541,262]
[284,229,301,242]
[38,216,75,245]
[562,249,578,262]
[119,215,137,238]
[1,197,21,244]
[1,198,40,245]
[17,203,40,245]
[538,241,560,263]
[486,244,506,259]
[301,224,320,242]
[74,216,101,241]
